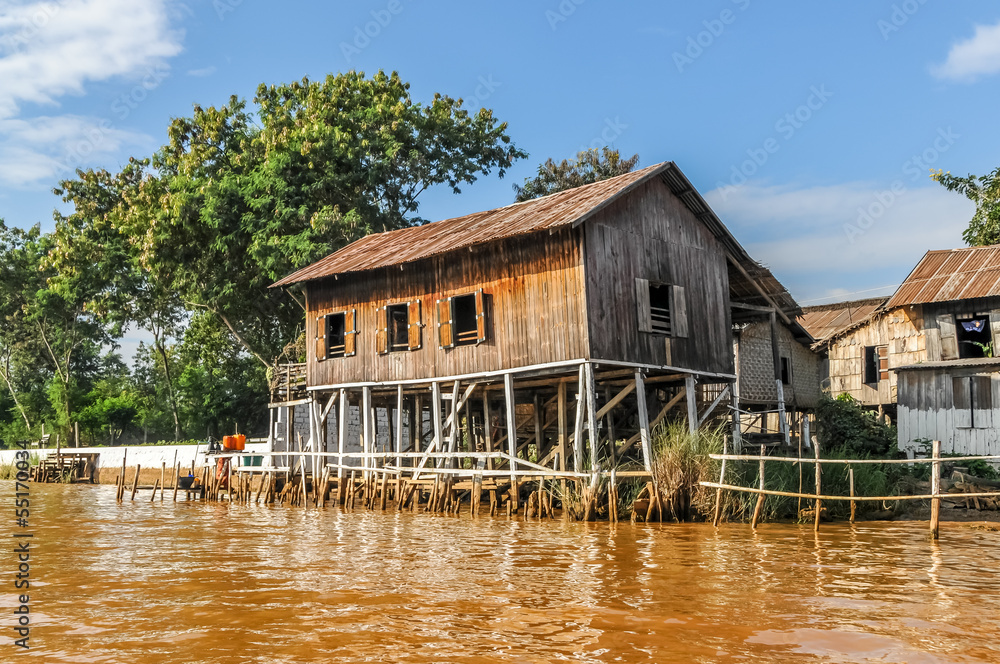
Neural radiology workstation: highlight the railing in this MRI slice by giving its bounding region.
[271,363,308,403]
[701,439,1000,539]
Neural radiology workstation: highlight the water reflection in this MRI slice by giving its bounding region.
[3,481,999,663]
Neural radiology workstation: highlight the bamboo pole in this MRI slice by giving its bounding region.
[150,478,160,502]
[712,434,728,527]
[931,439,941,540]
[849,466,856,524]
[797,428,803,515]
[173,461,180,502]
[814,438,822,531]
[160,462,166,502]
[503,373,519,513]
[130,464,141,501]
[750,446,766,529]
[117,449,128,501]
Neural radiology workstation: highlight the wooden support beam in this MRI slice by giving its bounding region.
[698,385,730,428]
[337,389,347,482]
[396,384,404,470]
[504,373,519,511]
[533,393,544,461]
[573,365,585,472]
[619,388,685,457]
[362,386,372,476]
[585,362,599,472]
[685,375,698,434]
[557,381,567,473]
[636,372,653,473]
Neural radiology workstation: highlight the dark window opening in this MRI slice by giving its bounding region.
[326,313,346,358]
[453,293,479,346]
[957,316,991,359]
[649,283,672,335]
[953,375,993,428]
[864,345,888,384]
[780,357,791,385]
[387,303,409,351]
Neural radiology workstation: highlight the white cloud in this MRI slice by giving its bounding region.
[931,20,1000,82]
[187,65,216,77]
[0,0,182,186]
[0,115,150,186]
[706,181,975,302]
[0,0,183,118]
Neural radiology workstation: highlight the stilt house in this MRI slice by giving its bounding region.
[269,162,799,488]
[809,246,1000,456]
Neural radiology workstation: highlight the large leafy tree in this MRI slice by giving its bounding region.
[513,147,639,202]
[933,167,1000,246]
[124,70,525,371]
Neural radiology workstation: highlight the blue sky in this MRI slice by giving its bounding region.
[1,0,998,313]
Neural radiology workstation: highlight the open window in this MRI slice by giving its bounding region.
[438,290,487,348]
[864,345,888,385]
[315,310,357,360]
[376,301,422,354]
[953,375,993,429]
[635,278,688,338]
[956,316,992,359]
[780,357,791,385]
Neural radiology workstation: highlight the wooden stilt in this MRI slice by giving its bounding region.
[931,439,941,540]
[814,438,822,532]
[150,478,160,502]
[118,449,128,501]
[503,373,519,513]
[849,466,856,524]
[130,464,141,501]
[160,462,166,502]
[584,362,599,472]
[173,462,180,502]
[751,446,765,529]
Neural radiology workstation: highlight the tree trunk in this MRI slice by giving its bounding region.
[154,332,182,441]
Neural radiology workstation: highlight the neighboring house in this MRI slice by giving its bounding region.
[732,317,821,447]
[269,161,798,478]
[806,245,1000,455]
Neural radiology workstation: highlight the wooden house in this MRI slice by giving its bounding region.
[808,246,1000,456]
[269,162,799,501]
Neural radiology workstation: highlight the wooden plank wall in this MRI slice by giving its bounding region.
[897,367,1000,456]
[583,177,734,376]
[305,228,588,386]
[829,307,923,406]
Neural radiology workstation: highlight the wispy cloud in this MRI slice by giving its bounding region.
[187,65,216,77]
[706,181,974,301]
[0,0,182,187]
[931,20,1000,82]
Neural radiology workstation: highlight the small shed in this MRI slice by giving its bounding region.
[896,358,1000,457]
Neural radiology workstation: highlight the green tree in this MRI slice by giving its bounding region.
[125,70,526,371]
[513,147,639,202]
[932,167,1000,246]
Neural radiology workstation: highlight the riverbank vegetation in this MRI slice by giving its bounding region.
[0,71,526,448]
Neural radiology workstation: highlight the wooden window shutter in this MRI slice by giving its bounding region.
[635,278,652,333]
[953,376,971,428]
[877,346,889,381]
[670,285,689,339]
[475,289,487,343]
[375,305,389,355]
[315,315,327,361]
[344,309,358,357]
[407,300,422,350]
[938,313,959,360]
[973,375,993,429]
[438,297,454,348]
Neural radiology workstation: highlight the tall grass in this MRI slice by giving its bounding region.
[649,421,724,521]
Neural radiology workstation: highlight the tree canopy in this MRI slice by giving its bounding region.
[513,147,639,202]
[0,70,525,446]
[933,167,1000,246]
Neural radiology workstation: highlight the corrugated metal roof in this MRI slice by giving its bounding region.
[885,246,1000,308]
[273,162,672,287]
[894,357,1000,372]
[798,297,887,344]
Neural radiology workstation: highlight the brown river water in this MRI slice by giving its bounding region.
[3,481,1000,664]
